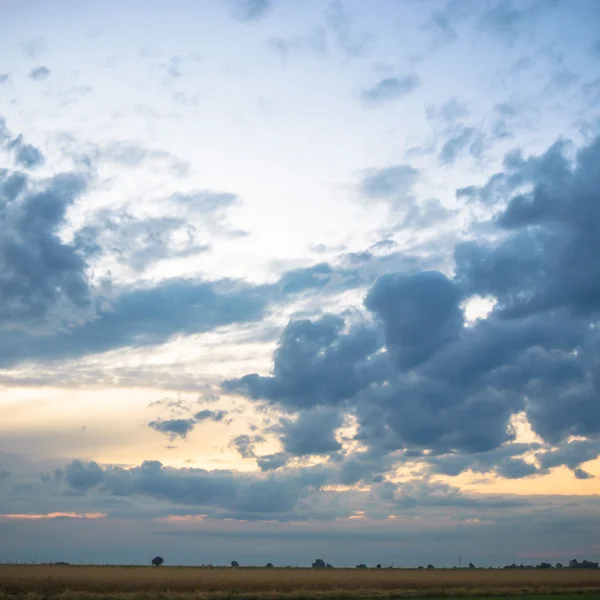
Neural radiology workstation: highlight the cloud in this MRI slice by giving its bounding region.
[361,75,419,105]
[439,126,486,164]
[227,0,271,21]
[1,512,106,520]
[223,315,387,410]
[148,418,197,440]
[194,409,228,423]
[269,29,327,60]
[0,277,271,366]
[0,162,93,332]
[256,452,289,471]
[75,211,210,272]
[57,459,329,519]
[537,439,600,473]
[94,142,190,177]
[21,37,47,58]
[1,121,45,169]
[278,407,344,456]
[426,98,470,124]
[0,74,9,85]
[365,271,463,369]
[29,66,50,81]
[360,165,419,202]
[324,1,373,58]
[227,132,600,467]
[229,434,264,459]
[477,0,559,45]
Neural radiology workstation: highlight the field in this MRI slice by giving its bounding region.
[1,565,600,599]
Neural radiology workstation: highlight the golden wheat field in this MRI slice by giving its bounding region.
[1,565,600,599]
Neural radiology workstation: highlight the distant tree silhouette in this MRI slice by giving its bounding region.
[326,563,334,569]
[312,558,326,569]
[376,563,381,569]
[538,562,552,569]
[151,557,164,567]
[231,560,239,567]
[356,563,367,569]
[265,562,274,568]
[426,564,435,570]
[417,566,424,570]
[569,559,599,569]
[469,562,476,569]
[556,563,563,569]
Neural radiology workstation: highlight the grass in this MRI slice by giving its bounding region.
[0,565,599,599]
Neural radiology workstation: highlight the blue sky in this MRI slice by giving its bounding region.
[1,0,600,568]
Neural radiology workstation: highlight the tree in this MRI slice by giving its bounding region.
[356,563,367,569]
[231,561,239,568]
[376,564,382,569]
[151,557,164,567]
[265,562,274,568]
[556,563,563,569]
[469,563,476,569]
[312,558,326,569]
[426,564,435,570]
[326,563,334,569]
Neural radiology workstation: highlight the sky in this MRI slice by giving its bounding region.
[1,0,600,568]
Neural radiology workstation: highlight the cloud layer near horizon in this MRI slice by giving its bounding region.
[2,0,600,567]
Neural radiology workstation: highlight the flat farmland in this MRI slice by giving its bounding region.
[1,565,600,599]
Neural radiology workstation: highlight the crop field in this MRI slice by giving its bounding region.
[1,565,600,599]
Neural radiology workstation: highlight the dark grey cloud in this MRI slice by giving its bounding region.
[537,439,600,474]
[428,443,542,478]
[29,66,50,80]
[256,452,289,471]
[227,0,271,21]
[148,418,196,440]
[0,277,271,366]
[56,459,330,519]
[227,131,600,473]
[365,271,463,369]
[278,407,343,456]
[0,166,92,332]
[361,75,419,105]
[223,315,387,410]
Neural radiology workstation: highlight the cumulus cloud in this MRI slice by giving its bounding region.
[278,406,344,456]
[361,75,419,105]
[0,167,92,332]
[226,131,600,475]
[223,315,387,410]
